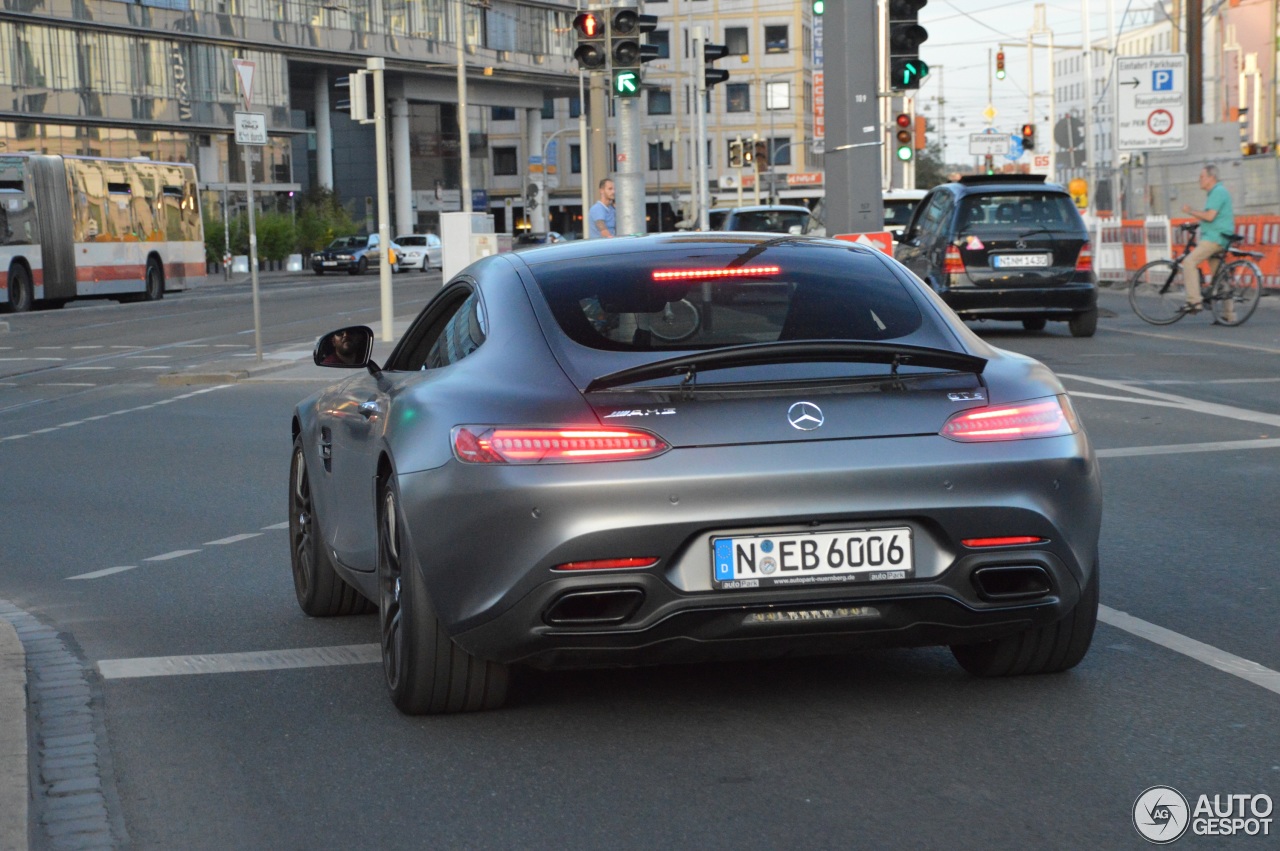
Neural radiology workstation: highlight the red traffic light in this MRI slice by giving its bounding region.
[896,113,911,128]
[1021,123,1036,151]
[573,11,601,37]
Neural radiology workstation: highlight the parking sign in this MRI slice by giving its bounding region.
[1115,54,1188,151]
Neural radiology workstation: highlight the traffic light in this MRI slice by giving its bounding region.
[572,11,607,71]
[996,51,1006,80]
[742,141,755,168]
[703,42,730,89]
[812,0,824,14]
[334,71,373,121]
[610,8,657,97]
[894,113,913,161]
[728,139,743,169]
[888,0,929,91]
[1021,122,1036,151]
[914,115,927,150]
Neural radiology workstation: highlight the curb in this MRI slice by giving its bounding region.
[0,618,29,851]
[156,357,302,386]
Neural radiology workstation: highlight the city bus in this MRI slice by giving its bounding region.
[1,154,205,312]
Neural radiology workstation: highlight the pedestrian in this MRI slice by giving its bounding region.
[1180,162,1234,319]
[589,177,616,239]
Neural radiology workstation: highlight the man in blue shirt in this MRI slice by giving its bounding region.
[589,178,616,238]
[1180,162,1235,320]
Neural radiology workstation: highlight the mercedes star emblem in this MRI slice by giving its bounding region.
[787,401,825,431]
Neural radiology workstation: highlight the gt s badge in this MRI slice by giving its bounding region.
[604,408,677,418]
[948,391,985,402]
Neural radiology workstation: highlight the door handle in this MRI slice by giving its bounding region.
[358,400,381,419]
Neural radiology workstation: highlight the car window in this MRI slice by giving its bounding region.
[388,287,487,371]
[884,200,920,228]
[958,192,1079,231]
[427,235,441,247]
[526,242,924,352]
[729,210,809,233]
[917,192,953,236]
[399,236,425,246]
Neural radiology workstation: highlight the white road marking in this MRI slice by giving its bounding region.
[1102,324,1280,355]
[40,384,96,388]
[67,566,137,581]
[97,644,380,680]
[56,421,83,428]
[126,355,171,360]
[71,346,105,350]
[1063,373,1280,429]
[261,522,290,530]
[204,533,262,545]
[1100,606,1280,696]
[65,367,112,371]
[1097,438,1280,458]
[143,550,200,562]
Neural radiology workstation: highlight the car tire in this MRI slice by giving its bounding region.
[378,478,509,714]
[1021,318,1047,332]
[4,263,33,313]
[1068,307,1098,338]
[289,438,375,617]
[357,257,369,275]
[143,258,164,301]
[951,561,1099,677]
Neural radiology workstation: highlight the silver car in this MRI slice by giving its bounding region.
[393,233,442,272]
[290,233,1102,715]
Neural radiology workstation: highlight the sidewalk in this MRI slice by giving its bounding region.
[0,618,28,851]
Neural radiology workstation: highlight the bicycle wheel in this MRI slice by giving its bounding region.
[1211,260,1263,326]
[1129,259,1187,325]
[649,299,700,342]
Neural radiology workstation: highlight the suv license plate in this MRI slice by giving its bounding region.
[992,254,1050,268]
[712,527,914,590]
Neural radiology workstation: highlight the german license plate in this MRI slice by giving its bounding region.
[991,253,1050,268]
[712,527,914,590]
[323,260,338,266]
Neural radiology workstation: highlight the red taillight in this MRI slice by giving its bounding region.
[1075,241,1093,272]
[452,426,669,464]
[943,245,965,275]
[961,536,1046,548]
[652,265,780,281]
[941,396,1078,442]
[553,557,659,571]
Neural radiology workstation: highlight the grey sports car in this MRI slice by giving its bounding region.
[290,233,1102,715]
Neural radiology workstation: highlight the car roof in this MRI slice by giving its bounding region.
[944,175,1069,196]
[719,205,811,214]
[501,231,878,265]
[883,189,927,201]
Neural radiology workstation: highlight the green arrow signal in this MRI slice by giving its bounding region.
[901,60,929,87]
[613,70,640,97]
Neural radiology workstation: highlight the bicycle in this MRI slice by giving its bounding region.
[1128,222,1264,326]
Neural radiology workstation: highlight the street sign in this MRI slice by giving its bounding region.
[231,58,255,111]
[969,133,1010,156]
[1116,54,1188,151]
[233,111,267,146]
[834,232,894,255]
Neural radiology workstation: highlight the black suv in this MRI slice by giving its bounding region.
[893,175,1098,337]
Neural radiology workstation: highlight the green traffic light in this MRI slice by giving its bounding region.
[896,145,913,162]
[613,70,640,97]
[996,69,1006,80]
[901,59,929,88]
[812,0,824,14]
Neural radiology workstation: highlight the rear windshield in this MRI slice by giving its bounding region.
[526,242,924,352]
[729,209,810,233]
[398,236,426,246]
[958,192,1081,231]
[884,200,920,228]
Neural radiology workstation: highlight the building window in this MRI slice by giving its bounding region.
[766,81,790,111]
[570,144,581,174]
[769,137,791,166]
[542,97,555,120]
[649,142,673,171]
[726,83,751,113]
[725,27,749,56]
[569,95,581,119]
[764,25,789,54]
[492,146,518,175]
[491,106,516,121]
[649,30,670,59]
[648,88,672,115]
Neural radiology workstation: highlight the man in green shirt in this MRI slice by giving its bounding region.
[1180,162,1235,320]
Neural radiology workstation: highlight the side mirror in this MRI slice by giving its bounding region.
[314,325,374,368]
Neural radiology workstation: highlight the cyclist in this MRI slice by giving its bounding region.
[1179,162,1234,321]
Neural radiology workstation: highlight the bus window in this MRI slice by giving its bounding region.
[106,172,135,241]
[127,164,157,242]
[161,185,185,242]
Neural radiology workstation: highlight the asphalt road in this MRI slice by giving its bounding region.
[1,278,1278,849]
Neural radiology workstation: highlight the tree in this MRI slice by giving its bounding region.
[914,119,949,189]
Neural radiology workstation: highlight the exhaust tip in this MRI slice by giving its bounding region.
[971,565,1052,602]
[544,588,645,626]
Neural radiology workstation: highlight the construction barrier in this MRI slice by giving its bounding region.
[1095,215,1280,291]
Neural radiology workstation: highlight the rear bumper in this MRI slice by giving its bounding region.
[942,280,1097,320]
[396,433,1102,668]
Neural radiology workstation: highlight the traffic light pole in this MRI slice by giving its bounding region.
[824,0,882,234]
[693,28,710,232]
[615,97,643,235]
